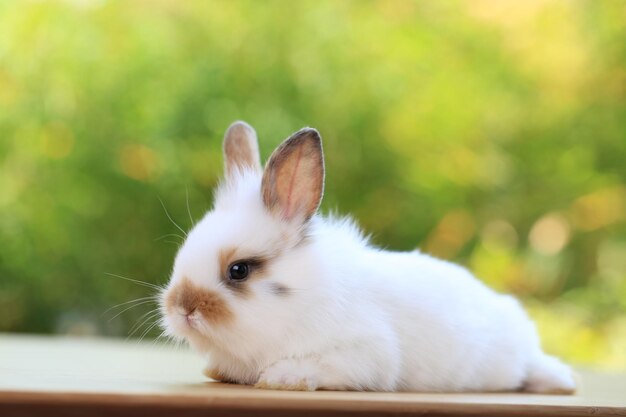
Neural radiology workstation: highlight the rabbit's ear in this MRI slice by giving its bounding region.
[261,128,324,222]
[223,121,261,177]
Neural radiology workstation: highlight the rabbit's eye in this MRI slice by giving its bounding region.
[228,262,249,281]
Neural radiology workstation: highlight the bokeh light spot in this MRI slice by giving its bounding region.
[425,209,476,259]
[571,186,626,231]
[119,144,161,182]
[529,212,571,255]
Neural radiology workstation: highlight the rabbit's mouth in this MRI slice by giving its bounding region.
[184,311,201,329]
[160,307,206,340]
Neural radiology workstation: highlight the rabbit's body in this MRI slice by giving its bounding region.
[160,122,575,393]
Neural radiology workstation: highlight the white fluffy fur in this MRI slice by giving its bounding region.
[161,149,576,393]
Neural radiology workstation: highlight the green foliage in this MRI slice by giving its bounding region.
[0,1,624,369]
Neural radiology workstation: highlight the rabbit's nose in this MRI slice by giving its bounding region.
[176,283,201,314]
[184,309,197,324]
[164,278,234,325]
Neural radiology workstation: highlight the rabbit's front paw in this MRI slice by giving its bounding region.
[203,366,237,384]
[255,359,319,391]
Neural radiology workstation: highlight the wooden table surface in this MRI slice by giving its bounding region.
[0,334,624,416]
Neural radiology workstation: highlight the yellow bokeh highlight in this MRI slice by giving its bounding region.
[528,302,626,371]
[529,212,571,255]
[571,186,626,231]
[119,144,161,182]
[425,209,476,259]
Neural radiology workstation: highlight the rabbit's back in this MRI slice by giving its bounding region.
[348,247,540,391]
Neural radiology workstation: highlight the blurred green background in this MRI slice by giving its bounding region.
[0,0,625,370]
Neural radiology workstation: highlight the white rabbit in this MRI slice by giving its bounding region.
[159,121,576,393]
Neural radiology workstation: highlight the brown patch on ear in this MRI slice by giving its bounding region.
[262,128,324,222]
[223,121,261,177]
[166,278,234,325]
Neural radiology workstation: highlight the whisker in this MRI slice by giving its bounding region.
[186,186,195,227]
[154,233,185,242]
[108,300,156,322]
[177,337,185,349]
[127,310,161,338]
[158,197,187,237]
[127,308,161,336]
[156,334,179,351]
[102,296,156,316]
[137,320,161,343]
[152,329,169,347]
[104,272,162,291]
